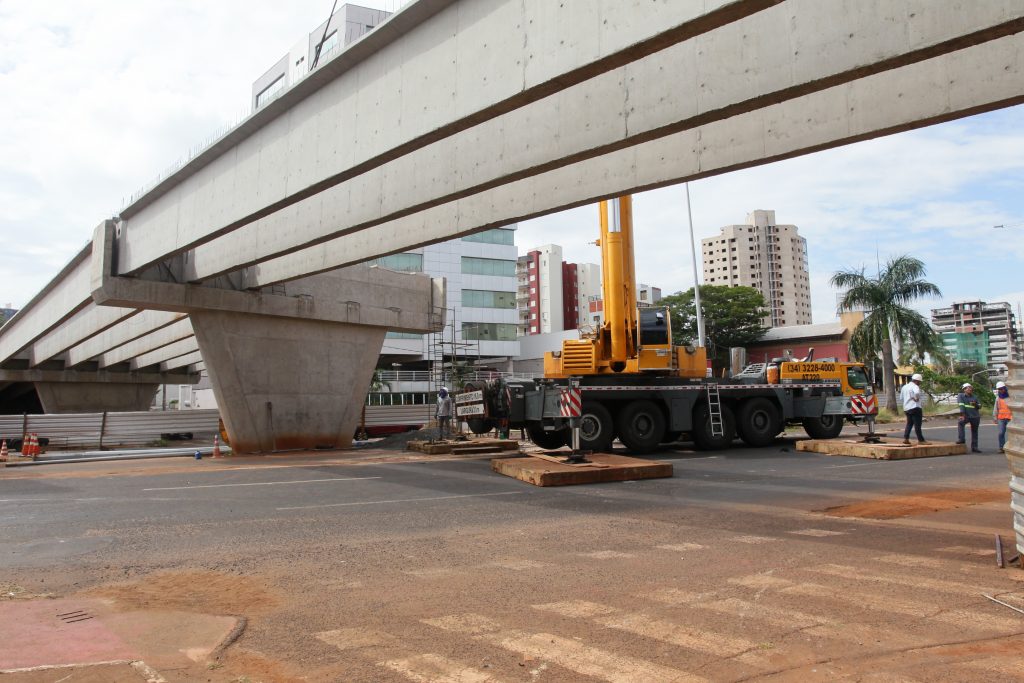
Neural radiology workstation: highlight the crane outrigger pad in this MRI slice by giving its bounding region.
[492,452,672,486]
[796,439,967,460]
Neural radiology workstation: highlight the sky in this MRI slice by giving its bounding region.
[2,1,1023,326]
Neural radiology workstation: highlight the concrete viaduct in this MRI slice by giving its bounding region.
[2,0,1023,452]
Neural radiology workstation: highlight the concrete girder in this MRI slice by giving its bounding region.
[243,31,1024,287]
[128,337,199,371]
[183,0,1024,283]
[99,318,195,369]
[162,350,202,372]
[34,382,160,414]
[0,368,198,385]
[0,242,93,364]
[92,220,445,333]
[30,303,140,366]
[66,310,188,367]
[113,0,780,275]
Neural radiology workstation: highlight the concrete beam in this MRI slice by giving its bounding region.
[0,241,94,364]
[99,318,195,369]
[92,220,445,332]
[0,368,198,385]
[35,382,158,414]
[163,351,203,371]
[243,30,1024,287]
[183,0,1024,282]
[66,310,187,367]
[114,0,779,275]
[129,337,199,371]
[30,303,139,366]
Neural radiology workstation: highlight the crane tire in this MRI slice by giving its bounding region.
[736,398,783,447]
[802,414,844,439]
[527,424,569,450]
[616,400,666,453]
[692,402,736,451]
[578,401,615,452]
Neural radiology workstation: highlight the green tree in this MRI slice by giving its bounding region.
[662,285,767,371]
[831,255,942,415]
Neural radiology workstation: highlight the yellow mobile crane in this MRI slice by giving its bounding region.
[545,195,707,379]
[459,196,871,453]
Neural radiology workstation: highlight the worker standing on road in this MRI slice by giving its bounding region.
[436,387,454,440]
[901,373,927,445]
[957,382,982,453]
[994,381,1012,454]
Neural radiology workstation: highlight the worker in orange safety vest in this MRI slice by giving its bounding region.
[994,381,1012,454]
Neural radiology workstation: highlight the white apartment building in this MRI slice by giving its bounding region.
[702,210,812,327]
[375,229,520,365]
[251,3,391,109]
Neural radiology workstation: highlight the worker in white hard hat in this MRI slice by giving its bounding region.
[957,382,982,452]
[436,386,454,440]
[900,373,927,445]
[993,380,1011,454]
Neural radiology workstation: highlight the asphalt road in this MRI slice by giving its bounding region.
[1,421,1021,682]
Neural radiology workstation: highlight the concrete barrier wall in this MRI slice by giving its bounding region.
[1005,361,1023,557]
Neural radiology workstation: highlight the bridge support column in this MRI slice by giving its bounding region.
[34,382,158,413]
[190,310,385,453]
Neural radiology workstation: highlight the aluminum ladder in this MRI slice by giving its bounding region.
[706,384,724,438]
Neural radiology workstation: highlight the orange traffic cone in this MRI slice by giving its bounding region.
[0,439,8,461]
[21,434,30,456]
[212,434,223,458]
[31,433,40,457]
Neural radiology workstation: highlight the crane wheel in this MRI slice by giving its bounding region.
[467,418,492,435]
[527,424,569,450]
[578,401,615,452]
[802,414,844,439]
[692,403,736,451]
[616,400,666,453]
[737,398,783,447]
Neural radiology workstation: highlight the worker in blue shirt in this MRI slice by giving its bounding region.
[956,382,982,453]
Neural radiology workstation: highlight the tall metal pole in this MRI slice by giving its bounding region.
[685,183,706,348]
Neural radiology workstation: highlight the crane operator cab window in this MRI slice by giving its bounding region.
[846,365,869,391]
[639,308,670,347]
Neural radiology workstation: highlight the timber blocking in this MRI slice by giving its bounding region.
[797,439,967,460]
[492,452,673,486]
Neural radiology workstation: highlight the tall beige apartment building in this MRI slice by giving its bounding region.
[701,210,812,327]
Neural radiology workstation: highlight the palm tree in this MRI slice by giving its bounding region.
[831,255,942,414]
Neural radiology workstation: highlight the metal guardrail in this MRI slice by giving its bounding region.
[0,409,221,450]
[363,405,432,427]
[1005,361,1023,558]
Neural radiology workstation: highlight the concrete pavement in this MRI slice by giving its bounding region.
[0,424,1020,681]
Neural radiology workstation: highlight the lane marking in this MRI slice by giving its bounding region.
[143,476,381,491]
[644,585,922,648]
[808,563,998,595]
[732,535,776,544]
[317,628,398,650]
[730,574,793,589]
[277,491,523,510]
[487,559,550,571]
[936,545,996,557]
[780,582,1023,633]
[381,653,506,683]
[533,600,767,666]
[425,613,705,683]
[579,550,635,559]
[788,529,846,537]
[657,543,705,552]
